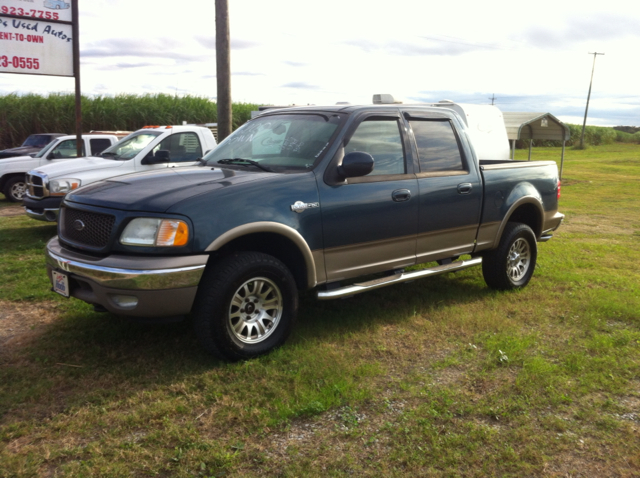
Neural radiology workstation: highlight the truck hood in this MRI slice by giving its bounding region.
[65,166,272,212]
[30,157,122,178]
[0,154,34,164]
[0,146,38,157]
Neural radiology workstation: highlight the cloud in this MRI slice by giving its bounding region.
[82,38,204,62]
[283,61,307,67]
[233,72,265,76]
[281,82,319,90]
[113,62,157,69]
[520,14,640,48]
[343,38,494,57]
[194,36,261,50]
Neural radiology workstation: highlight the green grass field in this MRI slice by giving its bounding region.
[1,144,639,477]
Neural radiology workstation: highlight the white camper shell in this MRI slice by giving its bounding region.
[431,100,510,161]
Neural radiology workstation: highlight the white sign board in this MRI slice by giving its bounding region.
[0,0,73,77]
[1,0,72,23]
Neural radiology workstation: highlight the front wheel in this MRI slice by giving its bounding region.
[482,222,537,290]
[3,176,27,202]
[193,252,298,360]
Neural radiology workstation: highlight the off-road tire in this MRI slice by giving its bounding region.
[193,252,298,361]
[482,222,537,290]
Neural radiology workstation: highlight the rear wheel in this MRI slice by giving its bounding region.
[193,252,298,360]
[482,222,537,290]
[3,176,27,202]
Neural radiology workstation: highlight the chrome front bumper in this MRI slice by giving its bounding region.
[45,237,209,317]
[23,195,62,222]
[25,207,59,222]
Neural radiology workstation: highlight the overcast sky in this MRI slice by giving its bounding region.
[1,0,639,126]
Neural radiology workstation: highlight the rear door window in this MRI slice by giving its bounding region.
[410,120,466,173]
[89,138,113,156]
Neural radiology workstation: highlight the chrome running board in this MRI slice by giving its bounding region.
[317,257,483,300]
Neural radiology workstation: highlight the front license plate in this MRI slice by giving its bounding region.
[52,270,70,298]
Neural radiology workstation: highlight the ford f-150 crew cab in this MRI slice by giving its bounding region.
[0,133,122,202]
[24,125,217,221]
[44,102,563,360]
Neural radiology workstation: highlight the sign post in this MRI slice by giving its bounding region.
[0,0,81,154]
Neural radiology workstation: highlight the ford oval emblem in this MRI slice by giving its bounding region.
[73,219,85,231]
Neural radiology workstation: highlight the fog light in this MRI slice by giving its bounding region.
[110,295,139,309]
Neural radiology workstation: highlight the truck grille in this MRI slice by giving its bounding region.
[26,172,48,198]
[60,207,115,248]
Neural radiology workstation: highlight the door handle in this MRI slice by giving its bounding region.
[457,183,473,195]
[392,189,411,202]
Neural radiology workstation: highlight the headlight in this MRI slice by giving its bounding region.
[120,218,189,247]
[49,178,81,196]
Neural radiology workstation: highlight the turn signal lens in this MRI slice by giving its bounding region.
[156,220,189,246]
[557,180,561,199]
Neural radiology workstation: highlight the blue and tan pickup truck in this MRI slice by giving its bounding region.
[44,100,563,360]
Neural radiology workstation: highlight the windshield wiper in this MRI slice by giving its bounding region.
[216,158,273,172]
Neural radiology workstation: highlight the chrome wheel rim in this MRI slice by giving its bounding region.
[228,277,282,344]
[506,237,531,282]
[10,182,26,200]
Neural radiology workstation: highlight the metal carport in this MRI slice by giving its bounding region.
[502,112,571,179]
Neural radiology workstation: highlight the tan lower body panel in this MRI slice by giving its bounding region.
[322,235,416,282]
[416,225,477,262]
[311,249,326,285]
[475,221,501,251]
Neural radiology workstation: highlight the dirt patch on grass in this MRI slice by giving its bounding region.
[561,178,592,186]
[0,204,24,217]
[561,215,635,236]
[0,299,60,350]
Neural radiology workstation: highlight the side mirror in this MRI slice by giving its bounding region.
[142,150,171,164]
[338,151,374,178]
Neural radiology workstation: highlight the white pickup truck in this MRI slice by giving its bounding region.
[0,133,123,202]
[24,125,217,222]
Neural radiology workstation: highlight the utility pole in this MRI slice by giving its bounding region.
[488,94,497,105]
[579,52,604,149]
[216,0,232,142]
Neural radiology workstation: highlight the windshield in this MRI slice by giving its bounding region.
[100,131,162,160]
[22,135,52,148]
[34,139,60,158]
[203,114,341,171]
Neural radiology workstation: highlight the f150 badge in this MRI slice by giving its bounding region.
[290,201,320,213]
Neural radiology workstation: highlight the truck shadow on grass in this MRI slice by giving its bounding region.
[0,268,500,425]
[0,224,58,250]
